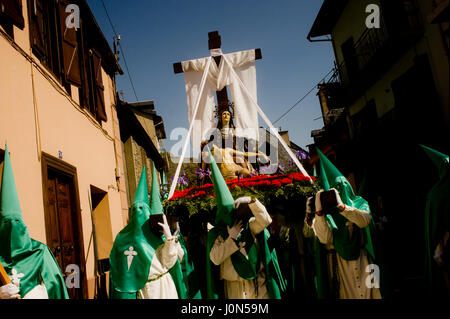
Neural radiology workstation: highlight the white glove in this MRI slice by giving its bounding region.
[233,197,252,209]
[305,196,315,226]
[172,222,181,238]
[305,196,314,214]
[227,221,243,240]
[315,190,323,214]
[158,215,173,240]
[330,188,344,209]
[0,283,20,299]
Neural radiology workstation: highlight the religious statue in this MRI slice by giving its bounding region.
[200,101,270,180]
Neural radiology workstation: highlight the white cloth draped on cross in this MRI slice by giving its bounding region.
[182,49,259,144]
[169,49,312,199]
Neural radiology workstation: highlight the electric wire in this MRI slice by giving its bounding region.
[100,0,139,102]
[272,68,335,125]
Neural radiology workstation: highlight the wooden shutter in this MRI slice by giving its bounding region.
[58,0,81,86]
[91,49,107,122]
[0,0,25,29]
[28,0,45,57]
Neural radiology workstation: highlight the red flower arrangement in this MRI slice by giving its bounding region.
[169,173,316,201]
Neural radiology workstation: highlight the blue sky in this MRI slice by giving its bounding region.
[87,0,335,155]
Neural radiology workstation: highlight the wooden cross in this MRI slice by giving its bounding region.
[173,31,262,109]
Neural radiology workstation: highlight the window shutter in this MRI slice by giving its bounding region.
[27,0,45,57]
[58,0,81,86]
[91,49,107,122]
[0,0,25,30]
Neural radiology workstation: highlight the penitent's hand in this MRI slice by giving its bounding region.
[0,283,20,299]
[233,197,253,209]
[305,196,315,226]
[330,188,345,211]
[172,222,181,238]
[158,215,173,240]
[315,190,324,215]
[227,221,243,240]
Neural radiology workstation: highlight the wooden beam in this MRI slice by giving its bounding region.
[173,48,262,74]
[208,31,221,50]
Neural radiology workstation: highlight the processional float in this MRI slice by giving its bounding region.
[169,31,313,199]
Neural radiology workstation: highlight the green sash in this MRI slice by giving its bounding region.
[230,225,261,279]
[206,224,286,299]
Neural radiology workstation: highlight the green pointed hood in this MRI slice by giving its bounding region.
[420,144,449,179]
[209,150,234,226]
[316,147,363,208]
[150,163,164,216]
[316,148,343,190]
[0,144,23,221]
[133,165,149,207]
[0,143,69,299]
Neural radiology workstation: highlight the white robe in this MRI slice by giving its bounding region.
[22,284,48,299]
[312,205,381,299]
[209,200,272,299]
[138,238,184,299]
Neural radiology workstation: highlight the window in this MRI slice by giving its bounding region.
[0,0,25,39]
[78,45,107,121]
[76,9,107,122]
[28,0,62,81]
[26,0,107,122]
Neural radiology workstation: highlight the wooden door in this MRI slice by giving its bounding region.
[46,170,82,299]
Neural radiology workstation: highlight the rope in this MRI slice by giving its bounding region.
[168,58,212,199]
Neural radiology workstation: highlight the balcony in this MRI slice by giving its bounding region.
[322,1,424,106]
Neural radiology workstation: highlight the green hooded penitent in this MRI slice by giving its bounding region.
[420,145,449,297]
[149,163,187,299]
[153,164,201,299]
[109,165,187,299]
[205,150,286,299]
[0,144,68,299]
[314,148,387,298]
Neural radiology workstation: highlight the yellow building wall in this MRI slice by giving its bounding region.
[0,7,127,298]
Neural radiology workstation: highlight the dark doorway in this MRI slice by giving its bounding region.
[41,153,87,299]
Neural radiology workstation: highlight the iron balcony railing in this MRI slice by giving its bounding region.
[321,1,423,105]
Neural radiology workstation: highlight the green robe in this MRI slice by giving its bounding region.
[178,234,202,299]
[109,204,187,299]
[0,143,68,299]
[0,219,69,299]
[421,145,449,297]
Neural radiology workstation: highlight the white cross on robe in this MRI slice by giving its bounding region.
[10,268,25,287]
[124,246,138,271]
